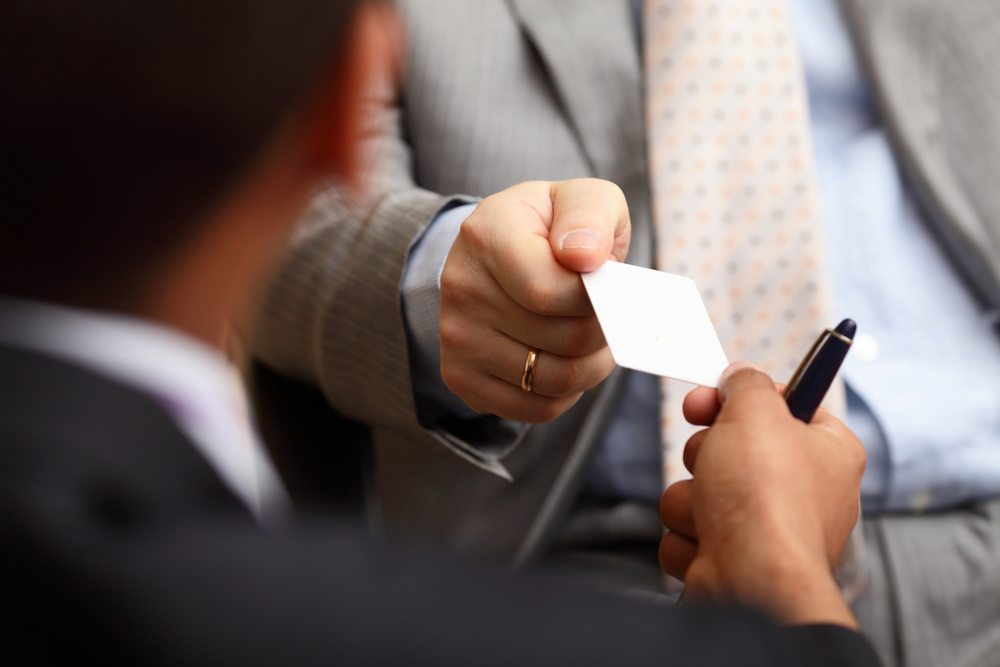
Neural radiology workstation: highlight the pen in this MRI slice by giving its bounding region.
[783,319,856,423]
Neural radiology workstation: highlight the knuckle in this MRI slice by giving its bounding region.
[437,313,468,352]
[438,361,463,394]
[732,385,779,412]
[546,358,585,397]
[524,275,560,314]
[439,264,476,307]
[451,381,493,416]
[531,397,571,424]
[457,212,491,252]
[561,318,597,355]
[853,443,868,478]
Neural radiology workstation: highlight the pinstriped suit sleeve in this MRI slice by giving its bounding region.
[249,68,458,440]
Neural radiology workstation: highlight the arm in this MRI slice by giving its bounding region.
[659,363,866,628]
[249,67,455,439]
[251,64,631,460]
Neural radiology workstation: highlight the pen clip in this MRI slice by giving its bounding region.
[783,328,834,400]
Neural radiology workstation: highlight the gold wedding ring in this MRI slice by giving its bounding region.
[521,347,539,392]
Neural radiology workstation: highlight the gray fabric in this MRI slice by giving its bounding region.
[251,1,1000,663]
[845,0,1000,312]
[252,0,653,560]
[844,3,1000,665]
[854,498,1000,667]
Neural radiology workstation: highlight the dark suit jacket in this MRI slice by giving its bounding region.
[0,342,880,665]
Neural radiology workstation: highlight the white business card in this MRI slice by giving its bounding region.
[581,262,729,388]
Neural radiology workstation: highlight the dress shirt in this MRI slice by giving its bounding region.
[401,0,1000,513]
[0,298,290,525]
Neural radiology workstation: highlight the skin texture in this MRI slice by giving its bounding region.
[659,362,866,628]
[439,178,631,423]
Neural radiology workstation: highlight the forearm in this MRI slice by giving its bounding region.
[250,184,452,432]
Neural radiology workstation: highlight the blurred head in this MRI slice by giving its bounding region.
[0,0,390,317]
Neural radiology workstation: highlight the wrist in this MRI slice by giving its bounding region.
[686,542,858,629]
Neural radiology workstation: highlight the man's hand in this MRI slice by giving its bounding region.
[658,362,866,628]
[439,179,630,423]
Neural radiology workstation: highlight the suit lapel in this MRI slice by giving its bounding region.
[505,0,646,183]
[844,0,1000,310]
[0,344,253,522]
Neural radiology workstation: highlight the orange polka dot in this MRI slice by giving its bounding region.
[720,186,733,198]
[661,82,675,95]
[666,134,679,146]
[738,108,751,121]
[734,338,747,350]
[701,261,713,274]
[741,159,755,172]
[808,305,821,318]
[733,57,746,71]
[786,334,799,346]
[798,206,812,219]
[746,210,760,222]
[697,210,710,222]
[685,55,699,69]
[689,109,702,121]
[712,82,725,95]
[683,2,695,15]
[730,287,742,299]
[757,310,770,323]
[764,134,777,147]
[693,159,706,171]
[775,232,788,244]
[752,259,765,271]
[780,283,793,295]
[709,30,722,43]
[778,57,792,72]
[715,133,727,145]
[752,33,765,47]
[769,184,783,197]
[763,361,776,373]
[670,184,684,196]
[758,83,771,96]
[785,109,799,122]
[790,158,804,171]
[770,7,784,20]
[724,236,736,248]
[803,255,816,267]
[674,236,688,248]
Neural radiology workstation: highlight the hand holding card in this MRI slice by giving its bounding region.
[581,261,729,388]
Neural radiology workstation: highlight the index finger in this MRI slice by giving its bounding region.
[715,362,787,419]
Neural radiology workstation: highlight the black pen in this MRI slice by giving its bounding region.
[783,319,856,423]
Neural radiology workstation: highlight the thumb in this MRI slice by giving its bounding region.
[716,361,781,409]
[548,179,631,273]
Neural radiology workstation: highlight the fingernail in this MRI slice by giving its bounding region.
[719,360,763,384]
[559,229,602,251]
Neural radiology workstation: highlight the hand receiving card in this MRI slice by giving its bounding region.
[582,262,729,388]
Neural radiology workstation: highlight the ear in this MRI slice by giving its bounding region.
[301,2,401,191]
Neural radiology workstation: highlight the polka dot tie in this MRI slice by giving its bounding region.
[644,0,844,490]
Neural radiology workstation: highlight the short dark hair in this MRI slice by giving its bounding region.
[0,0,364,308]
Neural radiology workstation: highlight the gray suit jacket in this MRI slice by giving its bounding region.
[251,0,1000,564]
